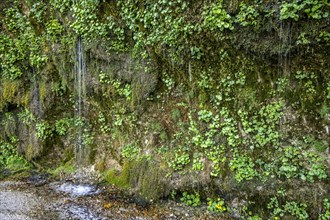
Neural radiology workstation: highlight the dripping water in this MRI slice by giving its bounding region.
[30,71,44,156]
[278,20,284,76]
[284,22,292,76]
[31,75,43,117]
[74,37,88,165]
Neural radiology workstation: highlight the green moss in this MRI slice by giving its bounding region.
[50,161,75,177]
[103,162,130,189]
[1,80,20,103]
[150,122,163,133]
[313,140,328,153]
[138,159,169,200]
[2,112,17,137]
[5,170,31,180]
[159,131,168,142]
[25,129,43,161]
[25,144,36,161]
[63,148,74,162]
[104,158,169,200]
[39,81,47,103]
[20,91,31,108]
[171,108,182,121]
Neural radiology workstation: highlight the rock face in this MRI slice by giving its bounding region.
[0,0,329,218]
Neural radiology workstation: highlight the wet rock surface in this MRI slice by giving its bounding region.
[0,179,230,220]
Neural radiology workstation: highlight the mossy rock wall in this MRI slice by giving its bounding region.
[1,0,330,218]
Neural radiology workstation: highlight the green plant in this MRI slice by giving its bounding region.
[55,118,71,136]
[247,216,262,220]
[319,103,329,120]
[207,197,227,212]
[162,72,175,92]
[51,82,66,96]
[170,190,177,200]
[280,1,329,21]
[50,0,72,13]
[98,112,110,134]
[202,0,233,31]
[180,192,201,207]
[276,145,327,182]
[110,79,132,101]
[18,108,35,125]
[236,3,259,27]
[171,108,181,122]
[36,121,52,140]
[157,146,169,156]
[105,16,127,52]
[192,153,204,171]
[82,131,94,147]
[280,2,304,21]
[276,76,289,93]
[121,143,139,161]
[168,146,190,171]
[267,197,309,220]
[319,198,330,220]
[0,138,30,171]
[296,33,311,45]
[230,154,258,182]
[2,112,16,136]
[239,100,283,149]
[304,135,328,152]
[99,71,112,84]
[29,2,46,23]
[304,0,329,19]
[46,19,63,41]
[197,71,213,90]
[190,46,203,59]
[70,0,107,41]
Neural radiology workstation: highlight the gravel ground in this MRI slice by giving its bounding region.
[0,179,230,220]
[0,181,52,220]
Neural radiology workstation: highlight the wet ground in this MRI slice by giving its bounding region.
[0,176,230,220]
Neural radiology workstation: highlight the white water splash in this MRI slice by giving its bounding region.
[56,182,99,197]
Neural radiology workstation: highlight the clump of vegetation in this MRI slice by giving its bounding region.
[121,143,139,161]
[267,197,309,220]
[50,161,75,178]
[319,199,330,220]
[180,192,201,207]
[0,137,30,172]
[207,197,227,213]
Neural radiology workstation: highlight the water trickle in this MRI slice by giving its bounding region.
[31,75,43,117]
[75,37,88,165]
[278,21,292,77]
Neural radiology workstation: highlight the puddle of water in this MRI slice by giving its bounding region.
[55,182,100,197]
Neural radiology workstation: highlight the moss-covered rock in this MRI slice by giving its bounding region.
[104,158,170,201]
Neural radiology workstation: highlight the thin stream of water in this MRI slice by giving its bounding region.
[75,37,88,165]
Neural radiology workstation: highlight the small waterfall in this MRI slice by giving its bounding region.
[28,73,43,158]
[74,37,88,165]
[278,21,291,76]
